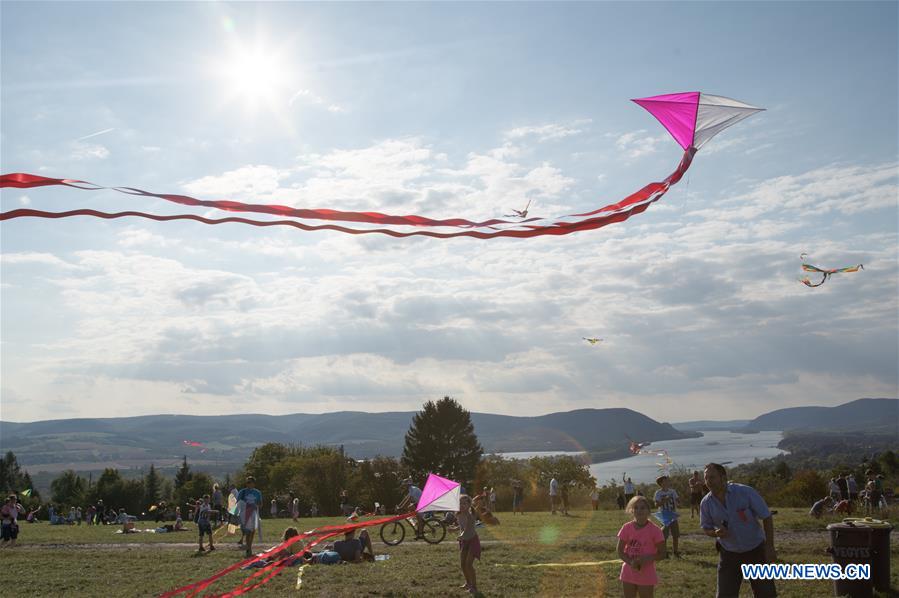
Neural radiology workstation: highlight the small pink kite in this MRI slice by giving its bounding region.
[0,93,763,239]
[415,473,461,512]
[183,440,207,453]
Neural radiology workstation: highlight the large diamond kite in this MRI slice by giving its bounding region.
[415,473,461,513]
[632,92,764,150]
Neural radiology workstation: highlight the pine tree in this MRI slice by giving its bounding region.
[173,456,193,506]
[0,451,22,493]
[50,470,87,505]
[144,464,161,507]
[174,456,192,489]
[401,396,483,486]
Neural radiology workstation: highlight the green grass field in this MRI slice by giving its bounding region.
[2,508,897,597]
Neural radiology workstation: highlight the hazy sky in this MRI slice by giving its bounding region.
[1,2,896,424]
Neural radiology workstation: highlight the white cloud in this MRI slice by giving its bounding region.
[1,252,80,269]
[182,165,290,199]
[691,162,898,222]
[71,142,110,160]
[504,119,592,142]
[612,130,668,159]
[289,88,345,113]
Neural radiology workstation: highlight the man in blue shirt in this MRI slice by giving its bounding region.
[700,463,776,597]
[237,476,263,558]
[333,528,375,562]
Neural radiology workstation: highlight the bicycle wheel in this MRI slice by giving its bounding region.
[421,519,446,544]
[380,521,405,546]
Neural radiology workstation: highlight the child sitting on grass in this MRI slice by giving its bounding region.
[617,495,666,598]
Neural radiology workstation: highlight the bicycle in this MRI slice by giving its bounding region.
[379,512,446,545]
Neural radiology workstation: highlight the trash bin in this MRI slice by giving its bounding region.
[826,517,893,597]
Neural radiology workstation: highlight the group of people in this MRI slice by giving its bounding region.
[235,477,484,595]
[615,463,777,598]
[40,500,123,526]
[18,459,872,598]
[810,469,889,518]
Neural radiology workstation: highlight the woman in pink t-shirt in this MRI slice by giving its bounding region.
[617,495,667,597]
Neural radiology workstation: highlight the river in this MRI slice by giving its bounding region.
[497,430,787,485]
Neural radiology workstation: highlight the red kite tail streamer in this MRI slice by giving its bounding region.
[0,172,540,228]
[1,148,695,239]
[161,512,411,598]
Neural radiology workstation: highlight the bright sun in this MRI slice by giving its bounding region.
[215,42,292,110]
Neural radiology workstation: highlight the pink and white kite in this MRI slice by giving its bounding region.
[0,93,763,239]
[631,92,764,151]
[415,473,461,513]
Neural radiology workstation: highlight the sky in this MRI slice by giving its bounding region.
[1,2,897,424]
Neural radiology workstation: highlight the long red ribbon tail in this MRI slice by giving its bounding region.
[161,512,412,598]
[213,529,346,598]
[1,149,695,238]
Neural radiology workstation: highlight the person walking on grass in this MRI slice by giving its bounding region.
[511,480,524,515]
[653,475,680,558]
[212,483,224,524]
[590,486,600,511]
[549,477,559,514]
[617,495,666,598]
[457,494,481,596]
[701,462,777,598]
[196,495,216,553]
[237,476,263,558]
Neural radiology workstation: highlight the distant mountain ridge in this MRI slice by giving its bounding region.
[743,398,898,433]
[0,407,691,475]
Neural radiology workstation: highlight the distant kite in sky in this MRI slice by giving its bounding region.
[800,262,864,288]
[628,440,651,454]
[628,439,671,470]
[583,337,603,345]
[504,200,531,219]
[0,93,763,239]
[183,440,207,453]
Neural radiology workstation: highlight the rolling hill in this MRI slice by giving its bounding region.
[0,407,693,478]
[743,398,898,433]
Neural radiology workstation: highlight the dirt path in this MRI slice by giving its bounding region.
[13,529,837,551]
